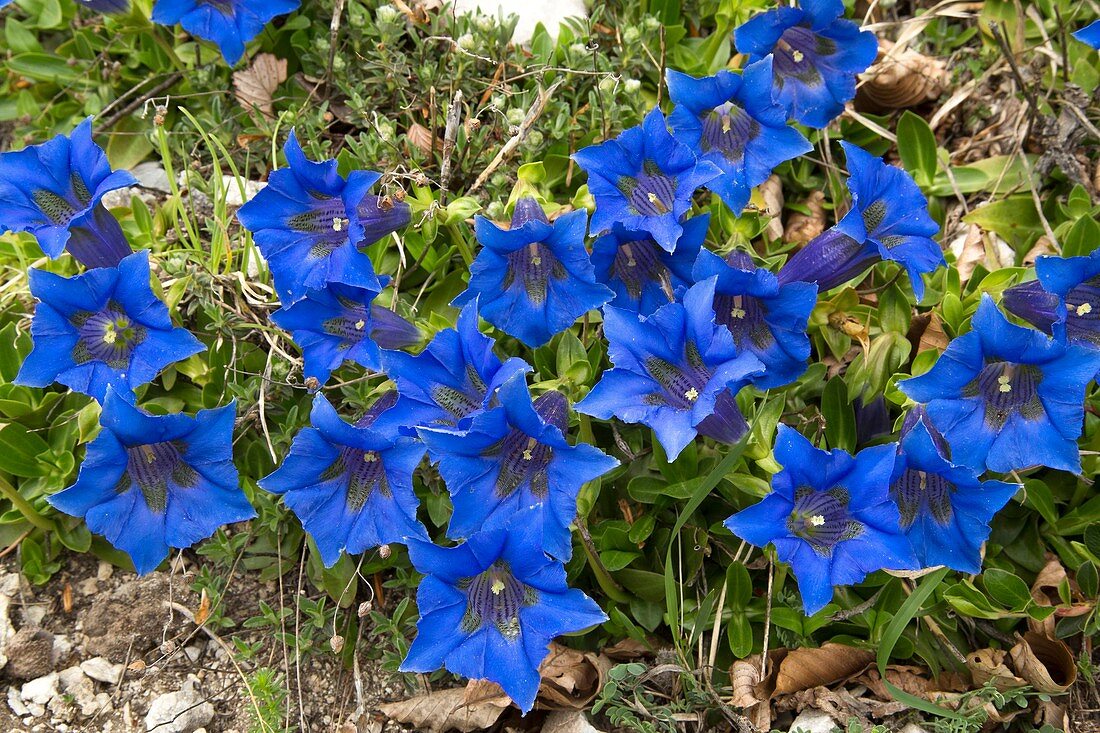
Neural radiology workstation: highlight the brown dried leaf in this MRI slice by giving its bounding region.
[463,679,511,709]
[537,642,611,711]
[857,39,948,113]
[758,175,784,241]
[1023,236,1057,267]
[773,643,874,697]
[233,53,287,119]
[856,665,937,701]
[918,312,949,353]
[1008,632,1077,694]
[784,191,827,246]
[194,587,210,626]
[601,638,654,661]
[406,123,435,155]
[379,687,506,733]
[966,648,1026,690]
[952,224,985,284]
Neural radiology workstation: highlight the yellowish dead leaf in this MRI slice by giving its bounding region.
[379,687,506,733]
[1008,632,1077,694]
[233,53,287,120]
[773,643,873,697]
[784,191,827,246]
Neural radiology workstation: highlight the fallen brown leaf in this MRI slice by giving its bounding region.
[1009,632,1077,694]
[857,39,948,113]
[406,122,435,155]
[463,679,511,709]
[784,191,827,246]
[758,175,784,241]
[538,642,611,711]
[601,638,654,661]
[379,687,506,733]
[773,643,874,697]
[233,53,287,119]
[967,648,1026,690]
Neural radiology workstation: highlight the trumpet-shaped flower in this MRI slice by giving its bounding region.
[151,0,301,66]
[724,424,916,615]
[666,60,812,213]
[17,251,205,403]
[572,108,722,252]
[400,506,607,714]
[48,389,254,574]
[260,394,426,567]
[1075,20,1100,48]
[779,142,943,299]
[1003,249,1100,350]
[576,278,764,461]
[419,376,618,561]
[0,118,135,268]
[237,131,410,302]
[452,198,613,347]
[270,282,384,387]
[377,300,531,432]
[733,0,877,128]
[693,249,817,388]
[891,415,1017,573]
[369,305,421,350]
[898,295,1100,474]
[590,215,707,316]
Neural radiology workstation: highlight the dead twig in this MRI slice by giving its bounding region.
[469,80,566,193]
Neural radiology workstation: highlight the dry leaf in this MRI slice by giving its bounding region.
[233,53,287,119]
[1023,236,1057,267]
[379,687,506,733]
[729,649,787,731]
[784,191,827,246]
[601,638,654,661]
[758,175,784,241]
[537,642,611,711]
[857,39,948,113]
[406,123,435,155]
[1008,632,1077,694]
[951,224,985,284]
[463,679,511,709]
[773,643,874,697]
[194,587,210,626]
[917,312,949,353]
[967,648,1026,690]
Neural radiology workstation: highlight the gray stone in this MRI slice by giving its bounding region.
[450,0,587,43]
[20,673,58,706]
[789,709,839,733]
[51,634,72,665]
[58,666,99,716]
[6,629,55,680]
[132,163,171,192]
[144,677,214,733]
[8,685,29,716]
[80,657,123,685]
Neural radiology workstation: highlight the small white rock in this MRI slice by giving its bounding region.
[183,645,202,664]
[789,709,839,733]
[76,577,98,596]
[96,562,114,582]
[144,678,214,733]
[51,634,73,665]
[80,658,123,686]
[20,673,58,706]
[8,685,30,716]
[22,604,47,627]
[222,177,265,207]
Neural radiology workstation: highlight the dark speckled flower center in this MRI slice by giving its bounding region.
[612,237,674,302]
[1065,275,1100,345]
[322,295,371,351]
[643,340,711,410]
[121,441,197,513]
[620,161,677,217]
[962,361,1044,430]
[431,365,489,423]
[700,103,760,162]
[862,199,888,235]
[321,446,391,510]
[713,293,773,350]
[33,173,93,226]
[890,469,954,529]
[503,243,566,305]
[480,391,566,500]
[287,195,352,254]
[787,487,863,555]
[70,300,147,369]
[457,561,538,641]
[773,25,833,86]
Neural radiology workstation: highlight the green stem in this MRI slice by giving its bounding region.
[0,476,55,532]
[577,517,632,604]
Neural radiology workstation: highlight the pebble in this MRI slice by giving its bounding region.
[8,685,29,716]
[81,657,124,685]
[22,604,47,627]
[77,577,99,596]
[20,673,59,706]
[51,634,73,664]
[788,709,839,733]
[183,645,202,664]
[58,666,100,717]
[144,677,214,733]
[96,562,114,582]
[7,629,56,680]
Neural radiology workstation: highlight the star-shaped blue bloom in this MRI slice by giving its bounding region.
[376,300,532,433]
[151,0,301,66]
[270,281,385,388]
[237,131,410,303]
[734,0,878,129]
[693,248,817,389]
[419,375,618,562]
[590,215,707,316]
[400,506,607,714]
[260,394,426,567]
[1004,249,1100,352]
[667,59,813,213]
[725,424,916,615]
[891,414,1018,573]
[0,118,135,268]
[899,295,1100,474]
[48,389,255,574]
[779,142,943,299]
[576,277,764,461]
[451,198,613,348]
[1075,20,1100,48]
[572,108,722,253]
[17,250,205,403]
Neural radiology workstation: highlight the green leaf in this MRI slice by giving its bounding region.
[896,111,938,185]
[1084,522,1100,559]
[1077,562,1098,599]
[726,612,753,658]
[982,569,1033,611]
[726,562,752,608]
[962,198,1041,248]
[0,424,51,478]
[821,377,855,452]
[1025,480,1058,525]
[1062,214,1100,259]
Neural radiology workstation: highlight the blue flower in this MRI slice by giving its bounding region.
[1003,249,1100,350]
[724,424,916,615]
[891,414,1018,573]
[590,215,707,316]
[48,389,254,574]
[260,394,426,567]
[733,0,878,128]
[419,375,618,561]
[666,59,813,213]
[572,108,722,252]
[693,248,817,388]
[237,131,410,303]
[77,0,129,12]
[369,305,422,350]
[576,278,764,460]
[17,250,205,403]
[898,295,1100,474]
[400,506,607,714]
[0,118,135,268]
[1075,20,1100,48]
[270,282,384,388]
[779,142,943,299]
[452,198,613,348]
[151,0,301,66]
[377,300,532,432]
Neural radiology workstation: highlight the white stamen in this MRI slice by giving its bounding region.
[491,578,506,594]
[363,451,378,463]
[684,387,699,401]
[1077,302,1093,316]
[809,514,825,527]
[102,329,117,345]
[792,49,805,63]
[332,217,348,232]
[730,308,746,319]
[997,374,1012,393]
[354,319,366,331]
